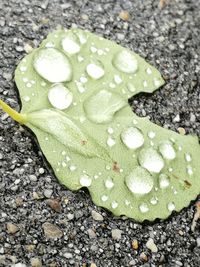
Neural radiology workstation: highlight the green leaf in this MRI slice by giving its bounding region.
[1,28,199,222]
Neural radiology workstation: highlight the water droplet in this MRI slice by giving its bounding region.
[159,141,176,160]
[80,76,88,83]
[109,82,116,88]
[132,119,138,125]
[114,74,122,84]
[76,30,87,44]
[26,82,32,88]
[86,61,105,79]
[187,166,193,176]
[101,195,108,202]
[185,153,192,162]
[105,178,114,189]
[138,147,164,173]
[125,199,130,206]
[107,137,115,147]
[154,78,161,87]
[97,49,104,56]
[121,127,144,149]
[126,82,136,92]
[139,203,149,213]
[41,81,46,87]
[61,151,66,156]
[111,201,118,209]
[146,68,152,75]
[62,162,67,167]
[113,50,138,73]
[69,165,76,171]
[23,96,30,102]
[84,90,126,123]
[125,166,154,195]
[77,55,84,62]
[48,83,73,110]
[23,77,28,83]
[148,131,156,139]
[80,174,92,187]
[159,174,170,189]
[105,165,111,170]
[150,197,158,205]
[167,202,175,211]
[90,46,97,53]
[66,156,71,162]
[45,42,55,48]
[143,80,148,87]
[33,48,72,83]
[107,127,114,135]
[75,81,86,93]
[61,33,81,55]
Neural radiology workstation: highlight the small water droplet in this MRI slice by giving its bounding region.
[80,76,88,83]
[26,82,32,88]
[167,202,175,211]
[33,48,72,83]
[107,127,114,134]
[121,127,144,149]
[75,81,86,93]
[125,166,154,195]
[97,49,104,56]
[125,199,130,206]
[101,195,108,202]
[20,66,27,72]
[146,68,152,75]
[138,147,164,173]
[111,201,118,209]
[41,81,46,87]
[143,80,148,87]
[80,174,92,187]
[94,175,99,179]
[185,153,192,162]
[69,165,76,171]
[62,33,81,55]
[105,178,114,189]
[76,30,87,44]
[109,82,116,88]
[90,46,97,53]
[45,42,55,48]
[62,162,67,167]
[23,96,30,102]
[150,197,158,205]
[139,203,149,213]
[114,75,122,84]
[132,119,138,125]
[159,141,176,160]
[187,166,193,176]
[48,83,73,110]
[107,137,116,147]
[86,61,105,79]
[77,55,84,62]
[126,82,136,92]
[66,156,71,162]
[113,50,138,73]
[23,77,28,83]
[61,151,66,156]
[159,174,170,189]
[154,78,161,87]
[148,131,156,139]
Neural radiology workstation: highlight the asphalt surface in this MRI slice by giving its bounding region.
[0,0,200,266]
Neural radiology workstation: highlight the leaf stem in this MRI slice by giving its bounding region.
[0,98,27,124]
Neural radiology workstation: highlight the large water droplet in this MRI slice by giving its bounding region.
[61,33,81,55]
[113,50,138,74]
[105,178,114,189]
[121,127,144,149]
[79,174,92,187]
[48,83,73,110]
[86,60,105,80]
[159,141,176,160]
[125,166,153,195]
[159,174,170,189]
[138,147,164,173]
[84,90,126,124]
[33,48,72,83]
[167,202,175,211]
[139,203,149,213]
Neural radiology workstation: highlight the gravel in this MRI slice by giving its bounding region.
[0,0,200,266]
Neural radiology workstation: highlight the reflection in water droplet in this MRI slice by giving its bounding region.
[167,202,175,211]
[101,195,108,202]
[121,127,144,149]
[159,174,170,189]
[33,48,72,83]
[159,141,176,160]
[113,50,138,74]
[185,153,192,162]
[150,197,158,205]
[48,83,73,110]
[111,201,118,209]
[62,33,81,55]
[139,147,164,173]
[105,178,114,189]
[126,82,136,92]
[86,61,105,79]
[125,166,153,195]
[139,203,149,213]
[80,174,92,187]
[148,131,156,139]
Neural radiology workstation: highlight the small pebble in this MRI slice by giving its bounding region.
[146,238,158,253]
[87,229,96,239]
[6,223,19,234]
[42,222,63,239]
[119,10,130,21]
[91,210,104,221]
[132,239,139,250]
[111,229,122,240]
[30,258,42,267]
[47,199,61,212]
[44,189,53,198]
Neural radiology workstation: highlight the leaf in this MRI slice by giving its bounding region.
[1,28,200,222]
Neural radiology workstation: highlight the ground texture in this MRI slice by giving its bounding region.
[0,0,200,266]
